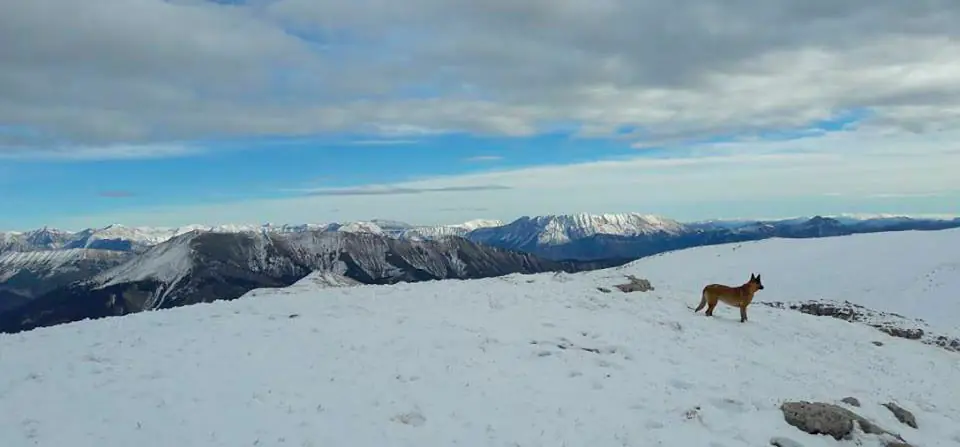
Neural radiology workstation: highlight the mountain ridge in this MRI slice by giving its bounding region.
[0,230,624,334]
[6,212,957,257]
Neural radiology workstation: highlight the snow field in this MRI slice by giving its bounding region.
[2,228,960,446]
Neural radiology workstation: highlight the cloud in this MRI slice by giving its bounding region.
[346,139,419,146]
[98,190,137,198]
[297,184,511,196]
[464,155,503,162]
[0,143,202,161]
[47,128,960,229]
[3,0,960,158]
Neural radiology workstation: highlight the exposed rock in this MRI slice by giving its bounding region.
[613,275,654,293]
[762,300,960,354]
[879,326,924,340]
[882,402,918,429]
[596,286,612,293]
[1,231,619,334]
[841,397,861,407]
[780,401,906,443]
[873,341,884,346]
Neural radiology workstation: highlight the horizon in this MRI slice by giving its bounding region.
[3,210,959,234]
[2,1,960,230]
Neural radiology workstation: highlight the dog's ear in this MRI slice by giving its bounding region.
[750,273,756,280]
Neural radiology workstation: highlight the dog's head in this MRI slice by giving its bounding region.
[749,273,764,291]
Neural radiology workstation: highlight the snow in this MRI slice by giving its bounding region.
[94,232,196,290]
[619,228,960,334]
[528,213,685,244]
[2,229,960,446]
[336,221,386,235]
[242,271,362,299]
[0,249,129,281]
[398,219,505,241]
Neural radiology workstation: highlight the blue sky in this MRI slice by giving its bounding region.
[1,0,960,230]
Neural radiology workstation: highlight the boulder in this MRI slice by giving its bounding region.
[882,402,918,429]
[613,275,654,293]
[780,401,909,445]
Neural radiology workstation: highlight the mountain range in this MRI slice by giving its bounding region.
[0,229,619,334]
[2,212,959,333]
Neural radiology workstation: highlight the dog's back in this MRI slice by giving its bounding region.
[702,283,750,306]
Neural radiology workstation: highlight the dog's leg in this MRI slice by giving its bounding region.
[705,297,717,316]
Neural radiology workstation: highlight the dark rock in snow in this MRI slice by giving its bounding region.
[841,397,861,407]
[780,401,907,443]
[882,402,918,429]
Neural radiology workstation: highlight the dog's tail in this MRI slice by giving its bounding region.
[690,288,707,312]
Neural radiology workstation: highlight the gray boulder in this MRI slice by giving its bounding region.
[882,402,918,429]
[780,401,910,445]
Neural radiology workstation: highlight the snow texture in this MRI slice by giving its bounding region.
[1,229,960,446]
[242,271,362,299]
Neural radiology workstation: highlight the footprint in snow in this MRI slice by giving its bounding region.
[392,410,427,427]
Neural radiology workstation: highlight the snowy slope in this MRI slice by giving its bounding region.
[0,249,131,282]
[0,227,74,252]
[2,228,960,446]
[399,219,504,241]
[0,249,133,300]
[614,228,960,334]
[93,232,198,291]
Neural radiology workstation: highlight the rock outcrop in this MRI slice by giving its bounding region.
[779,400,912,446]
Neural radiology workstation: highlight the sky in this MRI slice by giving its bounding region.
[1,0,959,231]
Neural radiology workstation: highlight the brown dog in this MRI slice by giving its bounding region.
[694,273,764,323]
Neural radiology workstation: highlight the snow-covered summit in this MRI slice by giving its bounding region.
[334,221,387,235]
[469,212,685,247]
[399,218,504,241]
[528,212,685,242]
[2,227,959,446]
[92,230,200,291]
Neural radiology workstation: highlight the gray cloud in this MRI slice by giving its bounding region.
[3,0,960,157]
[301,185,511,196]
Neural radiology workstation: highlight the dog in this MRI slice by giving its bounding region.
[693,273,764,323]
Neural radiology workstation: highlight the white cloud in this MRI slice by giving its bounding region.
[49,128,960,229]
[0,143,203,161]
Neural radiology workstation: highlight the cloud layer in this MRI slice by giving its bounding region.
[3,0,960,157]
[46,127,960,230]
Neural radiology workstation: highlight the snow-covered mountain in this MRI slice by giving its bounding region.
[5,213,959,259]
[0,229,621,333]
[0,227,74,252]
[468,213,684,249]
[0,249,132,303]
[2,227,959,446]
[468,213,960,260]
[398,218,504,240]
